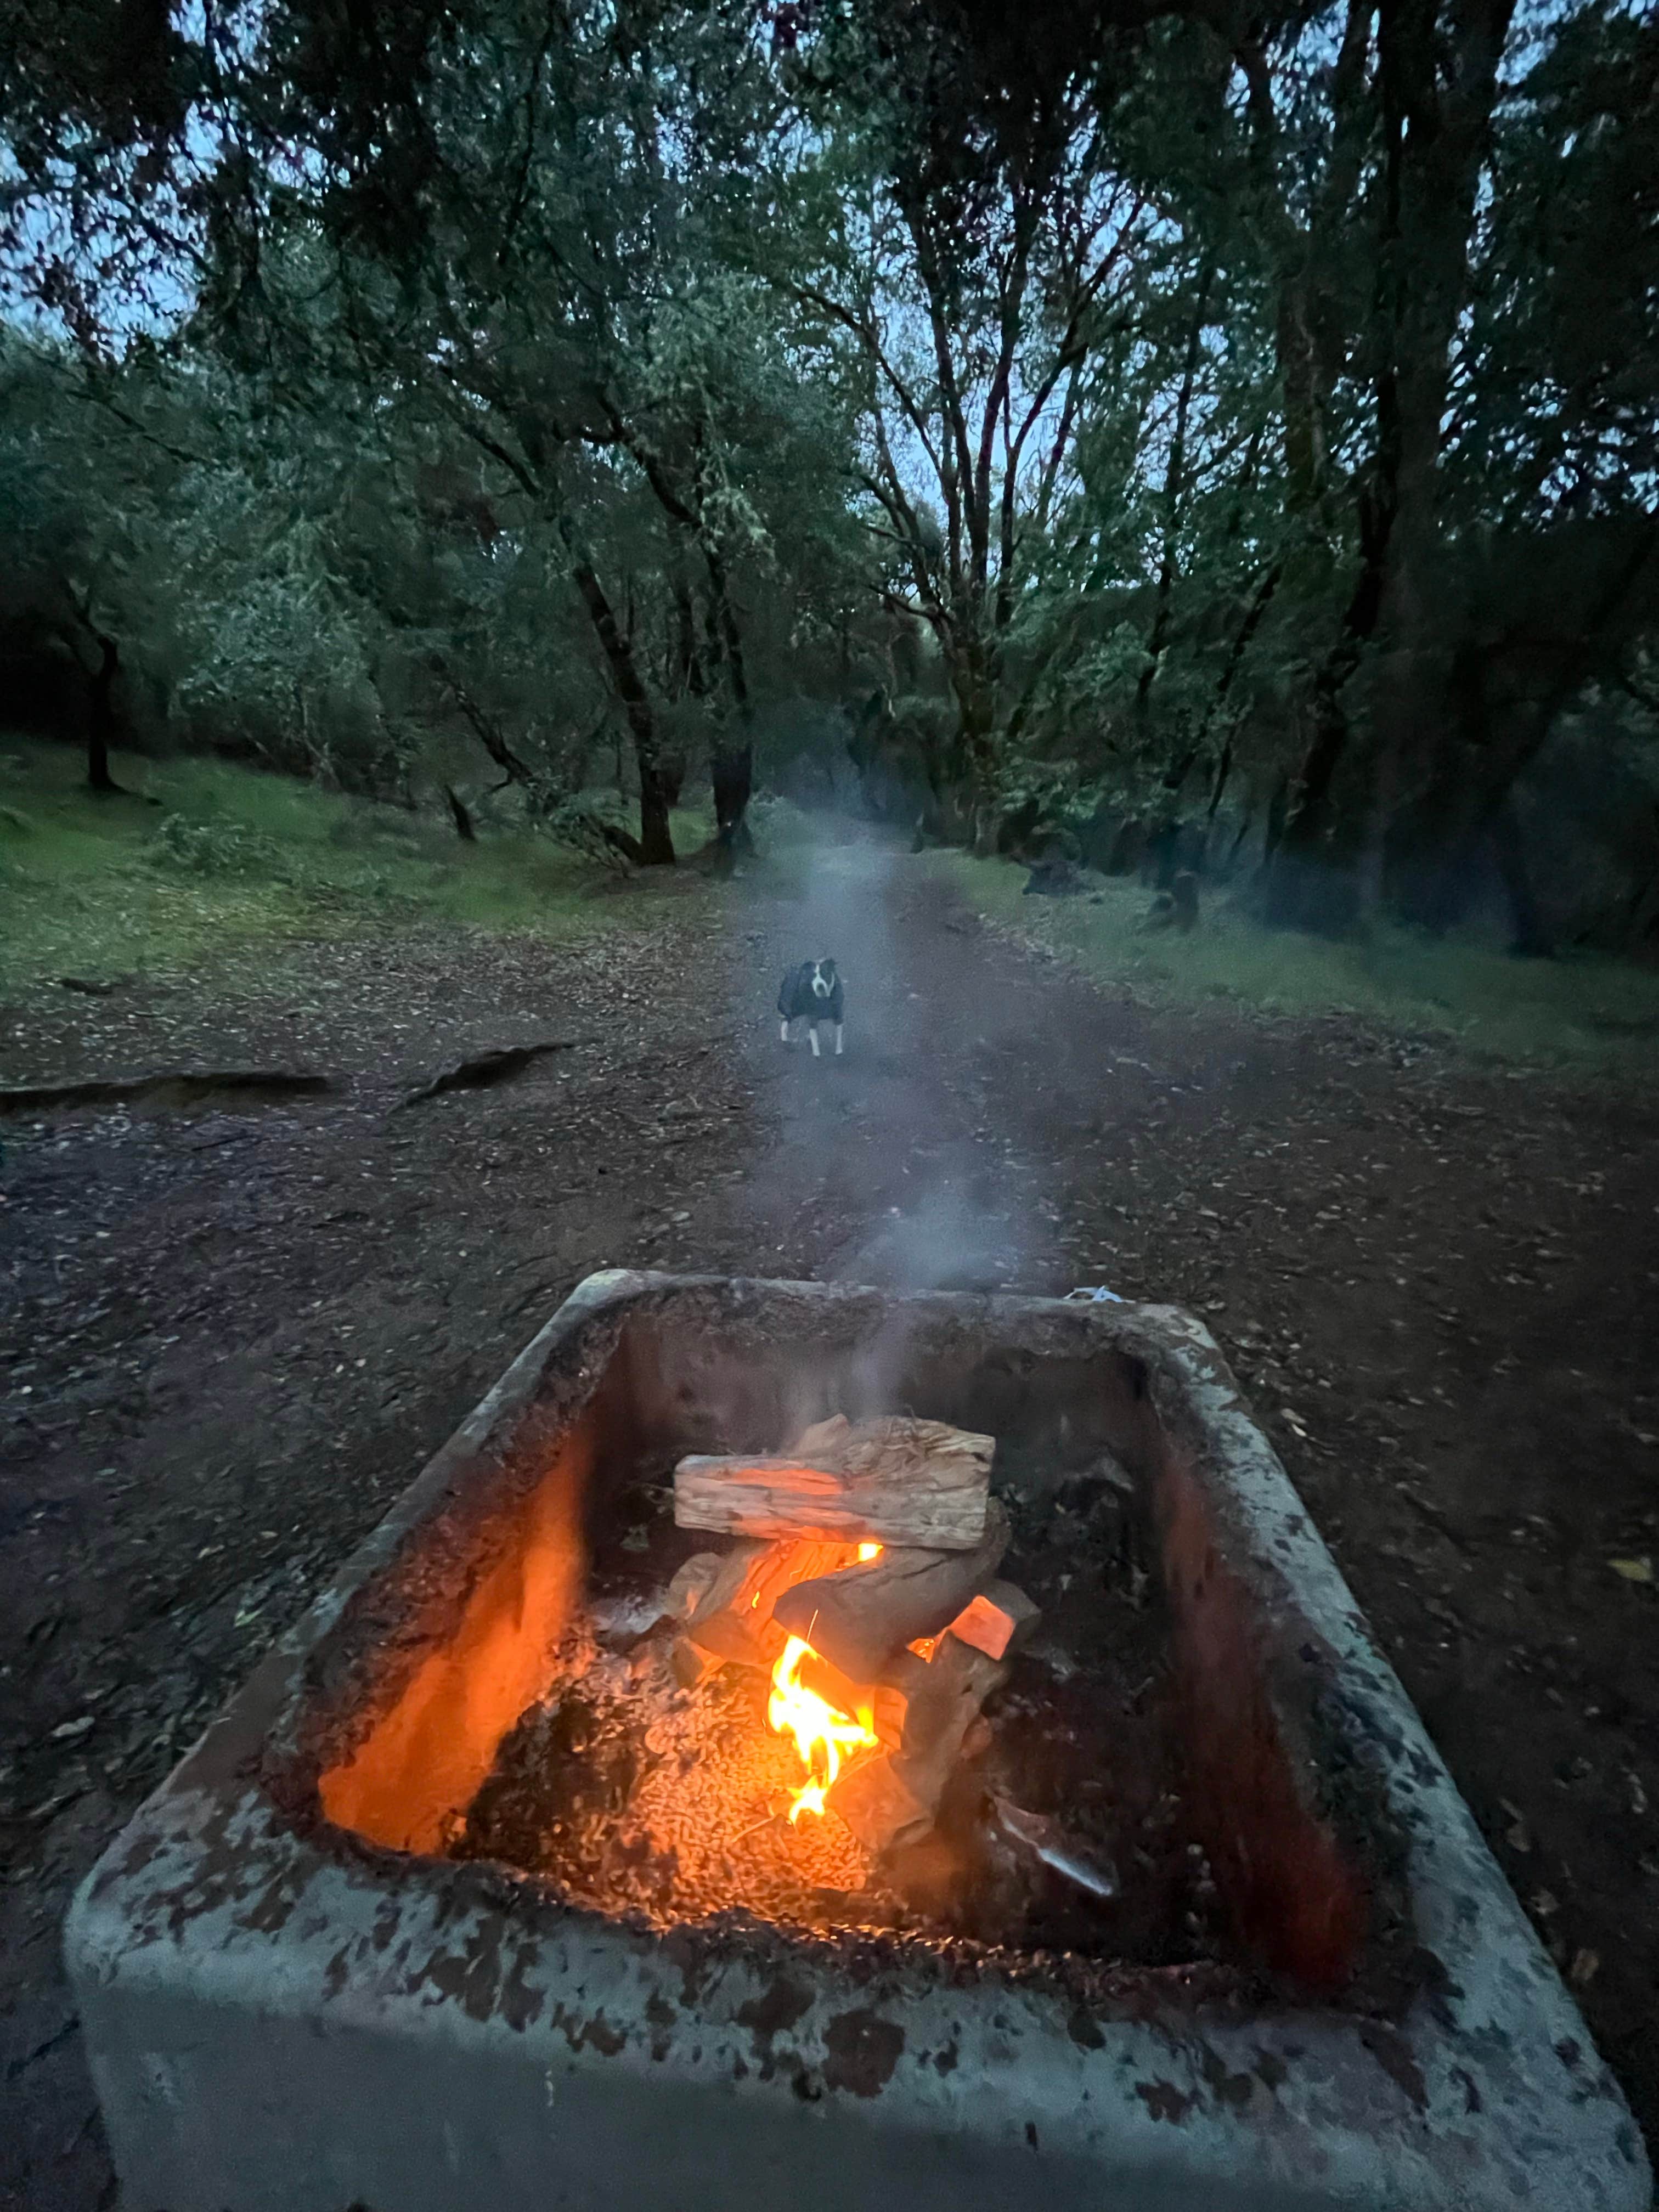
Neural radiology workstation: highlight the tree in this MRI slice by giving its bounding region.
[5,0,1655,941]
[162,0,857,862]
[0,332,188,790]
[752,7,1159,819]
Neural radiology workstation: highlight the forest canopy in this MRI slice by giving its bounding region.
[2,0,1656,945]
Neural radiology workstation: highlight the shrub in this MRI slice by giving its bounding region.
[146,812,287,879]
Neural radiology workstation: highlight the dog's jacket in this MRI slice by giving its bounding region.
[777,960,843,1026]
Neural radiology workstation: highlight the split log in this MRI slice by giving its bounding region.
[830,1753,933,1856]
[678,1606,775,1670]
[871,1649,932,1750]
[771,1500,1010,1683]
[674,1417,994,1550]
[945,1580,1041,1663]
[830,1632,1008,1854]
[668,1542,768,1625]
[789,1413,851,1457]
[891,1633,1008,1814]
[674,1535,865,1674]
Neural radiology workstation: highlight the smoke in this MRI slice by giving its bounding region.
[730,810,1059,1303]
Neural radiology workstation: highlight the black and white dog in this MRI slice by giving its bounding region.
[777,958,844,1057]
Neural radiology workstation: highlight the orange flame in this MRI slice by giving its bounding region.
[857,1541,883,1561]
[768,1635,877,1823]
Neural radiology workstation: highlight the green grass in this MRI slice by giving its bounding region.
[931,848,1659,1075]
[10,741,1654,1074]
[0,739,713,991]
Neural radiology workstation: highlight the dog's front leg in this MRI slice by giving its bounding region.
[809,1024,822,1058]
[834,1023,844,1056]
[780,1017,792,1045]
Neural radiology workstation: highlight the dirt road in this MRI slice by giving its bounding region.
[4,825,1657,2205]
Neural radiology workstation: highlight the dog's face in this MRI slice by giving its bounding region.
[809,958,838,999]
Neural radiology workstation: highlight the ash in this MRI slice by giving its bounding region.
[456,1622,890,1929]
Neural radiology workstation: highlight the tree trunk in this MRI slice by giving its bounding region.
[711,740,752,849]
[1264,469,1396,928]
[1137,267,1213,733]
[87,631,121,794]
[636,761,675,867]
[1206,738,1234,823]
[1491,794,1551,958]
[704,552,756,853]
[1397,685,1561,935]
[567,554,674,866]
[945,635,1000,809]
[670,568,705,703]
[1624,861,1659,952]
[1265,0,1516,935]
[1260,773,1291,877]
[1354,718,1401,937]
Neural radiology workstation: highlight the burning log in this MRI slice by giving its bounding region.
[830,1631,1009,1854]
[671,1536,865,1675]
[667,1542,772,1626]
[771,1500,1011,1683]
[894,1633,1008,1805]
[871,1649,932,1750]
[828,1752,932,1855]
[674,1417,994,1551]
[944,1580,1041,1663]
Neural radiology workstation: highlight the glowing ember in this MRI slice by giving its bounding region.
[858,1541,883,1561]
[767,1635,877,1823]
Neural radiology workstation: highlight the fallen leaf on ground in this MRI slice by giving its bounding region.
[1608,1556,1654,1584]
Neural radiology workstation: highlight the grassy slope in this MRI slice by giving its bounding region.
[931,849,1659,1075]
[7,738,1656,1074]
[0,740,716,989]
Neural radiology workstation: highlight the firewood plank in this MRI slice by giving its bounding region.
[674,1417,993,1550]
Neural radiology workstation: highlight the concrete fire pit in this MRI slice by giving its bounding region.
[67,1271,1650,2211]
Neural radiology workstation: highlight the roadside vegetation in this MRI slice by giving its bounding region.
[939,851,1659,1074]
[0,740,718,992]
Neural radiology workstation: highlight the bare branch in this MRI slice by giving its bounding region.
[786,277,944,483]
